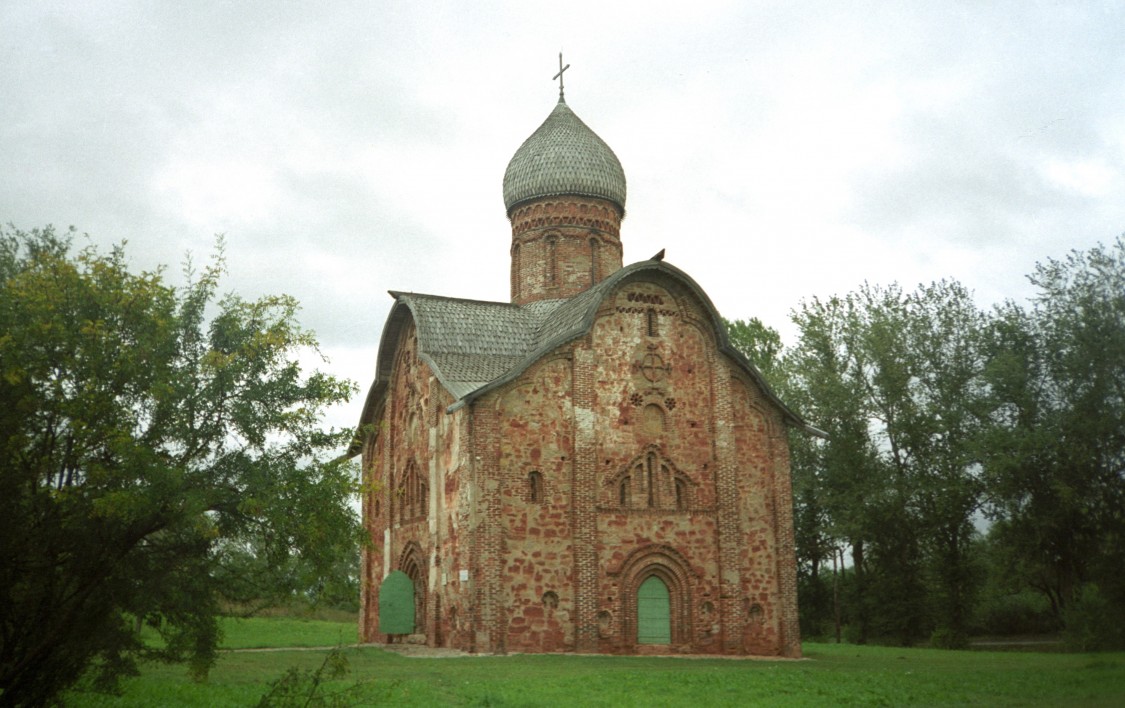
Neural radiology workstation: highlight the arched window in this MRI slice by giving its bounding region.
[397,462,426,522]
[589,237,600,283]
[528,470,543,503]
[611,449,693,512]
[646,454,656,508]
[642,403,665,435]
[546,235,558,286]
[646,308,658,337]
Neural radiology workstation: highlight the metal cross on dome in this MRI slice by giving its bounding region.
[553,52,570,99]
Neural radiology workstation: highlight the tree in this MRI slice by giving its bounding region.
[785,281,987,645]
[857,281,987,646]
[786,294,885,642]
[724,317,785,388]
[980,238,1125,638]
[0,227,359,706]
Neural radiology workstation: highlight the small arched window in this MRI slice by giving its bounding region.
[646,308,658,337]
[674,478,687,510]
[397,462,426,522]
[546,236,558,286]
[646,454,656,508]
[589,237,600,283]
[619,475,631,507]
[528,471,543,503]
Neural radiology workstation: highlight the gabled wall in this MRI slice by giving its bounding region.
[360,320,473,647]
[360,271,801,658]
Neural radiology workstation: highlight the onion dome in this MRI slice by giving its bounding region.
[502,98,627,215]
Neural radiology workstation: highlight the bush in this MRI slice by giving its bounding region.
[1063,585,1125,651]
[930,627,970,650]
[974,591,1059,636]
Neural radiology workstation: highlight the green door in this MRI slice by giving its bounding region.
[637,576,671,644]
[379,570,415,635]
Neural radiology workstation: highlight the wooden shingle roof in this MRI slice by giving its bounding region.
[348,261,823,457]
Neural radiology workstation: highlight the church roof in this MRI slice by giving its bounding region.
[502,98,627,215]
[350,261,821,456]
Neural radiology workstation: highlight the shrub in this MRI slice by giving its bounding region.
[930,627,970,650]
[1064,585,1125,651]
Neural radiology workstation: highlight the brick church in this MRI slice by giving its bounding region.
[352,73,810,657]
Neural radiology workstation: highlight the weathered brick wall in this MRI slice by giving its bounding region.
[361,320,453,645]
[362,274,802,658]
[587,278,726,653]
[730,372,784,654]
[489,274,798,655]
[432,389,473,650]
[493,355,576,652]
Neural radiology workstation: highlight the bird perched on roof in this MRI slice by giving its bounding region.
[651,248,665,261]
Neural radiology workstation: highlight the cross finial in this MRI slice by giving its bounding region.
[552,52,570,100]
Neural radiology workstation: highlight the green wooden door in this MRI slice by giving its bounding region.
[379,570,415,635]
[637,576,671,644]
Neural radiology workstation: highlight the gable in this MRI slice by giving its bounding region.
[350,260,819,456]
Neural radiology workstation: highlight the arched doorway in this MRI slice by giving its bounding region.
[399,543,426,635]
[614,544,694,648]
[378,570,415,635]
[637,576,671,644]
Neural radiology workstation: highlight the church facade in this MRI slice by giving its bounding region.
[352,85,810,657]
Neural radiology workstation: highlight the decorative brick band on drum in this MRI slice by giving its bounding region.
[509,197,623,305]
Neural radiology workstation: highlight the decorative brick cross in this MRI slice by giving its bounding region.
[640,353,668,382]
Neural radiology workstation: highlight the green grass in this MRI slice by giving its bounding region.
[216,616,359,649]
[66,621,1125,707]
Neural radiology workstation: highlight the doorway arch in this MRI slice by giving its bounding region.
[398,542,426,635]
[378,570,414,635]
[637,576,671,643]
[615,544,694,647]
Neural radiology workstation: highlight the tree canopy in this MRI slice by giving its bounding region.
[0,227,360,706]
[728,235,1125,649]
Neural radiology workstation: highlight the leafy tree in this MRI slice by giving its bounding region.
[0,227,359,706]
[980,238,1125,639]
[860,281,987,646]
[724,317,785,388]
[786,294,886,642]
[785,281,987,645]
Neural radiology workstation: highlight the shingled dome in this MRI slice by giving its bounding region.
[502,98,627,214]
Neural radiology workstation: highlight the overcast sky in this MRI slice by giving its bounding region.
[4,1,1124,434]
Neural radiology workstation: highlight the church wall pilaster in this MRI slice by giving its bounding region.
[571,346,600,652]
[770,422,802,657]
[710,353,745,653]
[468,401,505,653]
[426,375,442,647]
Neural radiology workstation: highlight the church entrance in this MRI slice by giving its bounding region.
[378,570,415,635]
[637,576,671,644]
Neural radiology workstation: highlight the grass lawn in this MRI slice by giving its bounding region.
[217,615,359,649]
[67,619,1125,707]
